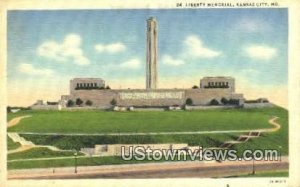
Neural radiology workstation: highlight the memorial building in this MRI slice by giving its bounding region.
[60,17,244,108]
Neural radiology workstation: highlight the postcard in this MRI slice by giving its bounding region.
[1,0,300,186]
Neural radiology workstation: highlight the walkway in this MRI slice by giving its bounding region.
[8,156,289,179]
[220,116,280,148]
[7,115,31,127]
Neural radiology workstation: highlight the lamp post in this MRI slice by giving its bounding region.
[252,152,255,175]
[74,151,78,174]
[278,146,282,161]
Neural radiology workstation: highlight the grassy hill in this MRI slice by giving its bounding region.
[7,106,288,170]
[8,108,276,134]
[7,136,20,150]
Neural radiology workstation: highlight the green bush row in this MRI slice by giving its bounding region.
[20,133,237,151]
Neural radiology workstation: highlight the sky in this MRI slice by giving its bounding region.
[7,9,288,107]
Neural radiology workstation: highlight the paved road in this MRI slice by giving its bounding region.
[8,156,288,179]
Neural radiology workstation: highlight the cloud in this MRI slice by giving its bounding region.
[184,35,221,58]
[18,63,54,76]
[160,35,221,66]
[95,42,126,53]
[244,45,277,60]
[233,18,270,33]
[120,58,141,69]
[37,34,90,66]
[162,55,185,66]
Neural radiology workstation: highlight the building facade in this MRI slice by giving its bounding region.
[70,78,105,94]
[61,77,244,108]
[200,77,235,92]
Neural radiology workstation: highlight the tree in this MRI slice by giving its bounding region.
[67,100,74,107]
[75,98,83,106]
[186,98,193,105]
[192,85,199,89]
[221,97,229,105]
[7,106,11,113]
[210,99,219,105]
[85,100,93,106]
[106,85,111,89]
[110,98,117,106]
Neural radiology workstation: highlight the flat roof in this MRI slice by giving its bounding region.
[202,76,234,79]
[71,78,104,80]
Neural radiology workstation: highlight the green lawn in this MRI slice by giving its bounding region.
[8,108,275,134]
[7,136,20,150]
[8,147,83,160]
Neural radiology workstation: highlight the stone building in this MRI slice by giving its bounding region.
[60,17,245,109]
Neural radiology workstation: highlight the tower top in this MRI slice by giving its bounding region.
[147,17,156,21]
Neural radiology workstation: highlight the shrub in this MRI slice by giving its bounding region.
[228,99,239,105]
[110,98,117,106]
[186,98,193,105]
[85,100,93,106]
[221,97,228,105]
[75,98,83,106]
[47,101,58,105]
[106,85,111,89]
[67,100,74,107]
[245,100,258,103]
[192,85,199,89]
[210,99,219,105]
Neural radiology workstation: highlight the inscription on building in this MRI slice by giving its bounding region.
[120,91,184,100]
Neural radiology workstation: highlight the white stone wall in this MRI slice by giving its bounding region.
[61,88,244,108]
[94,143,189,156]
[30,104,60,110]
[243,103,274,108]
[185,105,238,110]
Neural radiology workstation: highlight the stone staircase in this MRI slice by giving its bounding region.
[7,132,68,153]
[219,131,261,149]
[7,132,35,146]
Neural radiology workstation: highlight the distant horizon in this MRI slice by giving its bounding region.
[7,9,288,108]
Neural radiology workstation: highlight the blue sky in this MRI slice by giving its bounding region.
[7,9,288,106]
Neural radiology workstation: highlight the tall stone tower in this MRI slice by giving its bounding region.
[146,17,158,89]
